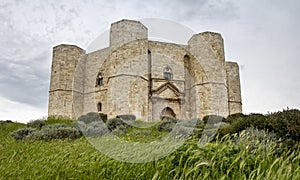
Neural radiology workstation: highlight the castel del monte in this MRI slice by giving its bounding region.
[48,19,242,121]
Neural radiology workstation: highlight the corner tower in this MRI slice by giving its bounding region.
[109,19,148,51]
[188,32,229,117]
[48,44,85,118]
[103,19,149,119]
[225,62,242,114]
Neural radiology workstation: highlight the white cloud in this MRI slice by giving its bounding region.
[0,96,46,123]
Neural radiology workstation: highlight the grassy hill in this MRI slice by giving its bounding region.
[0,110,300,179]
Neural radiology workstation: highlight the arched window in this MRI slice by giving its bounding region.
[97,102,102,112]
[163,66,172,80]
[96,72,104,86]
[184,54,190,61]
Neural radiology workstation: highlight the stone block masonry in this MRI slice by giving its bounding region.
[48,19,242,121]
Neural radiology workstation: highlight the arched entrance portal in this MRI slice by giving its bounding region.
[160,107,176,119]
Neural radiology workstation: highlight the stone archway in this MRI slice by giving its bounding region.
[160,107,176,119]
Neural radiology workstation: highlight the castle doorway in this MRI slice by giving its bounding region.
[160,107,176,119]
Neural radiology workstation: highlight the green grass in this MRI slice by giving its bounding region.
[0,121,299,179]
[122,120,166,142]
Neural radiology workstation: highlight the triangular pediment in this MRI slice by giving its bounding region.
[152,82,182,98]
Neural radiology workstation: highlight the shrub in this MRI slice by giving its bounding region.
[30,126,82,141]
[157,117,178,132]
[106,118,126,131]
[78,121,109,137]
[171,126,195,138]
[99,113,108,123]
[111,126,126,136]
[0,120,13,124]
[202,115,226,124]
[218,113,267,136]
[10,128,36,140]
[70,121,80,129]
[247,113,267,129]
[116,114,136,125]
[177,118,203,128]
[78,112,103,124]
[161,116,177,122]
[44,123,69,129]
[27,120,47,130]
[266,109,300,142]
[225,113,247,123]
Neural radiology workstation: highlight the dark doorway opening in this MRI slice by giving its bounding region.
[160,107,176,119]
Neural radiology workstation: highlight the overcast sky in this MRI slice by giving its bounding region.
[0,0,299,123]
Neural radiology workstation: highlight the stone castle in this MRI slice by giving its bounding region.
[48,19,242,121]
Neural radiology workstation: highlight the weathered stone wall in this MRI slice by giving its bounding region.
[148,41,209,120]
[101,38,149,119]
[48,44,85,118]
[188,32,229,118]
[82,48,110,115]
[151,98,182,121]
[48,19,243,120]
[129,77,148,120]
[72,54,86,117]
[110,19,148,52]
[225,62,242,115]
[149,41,185,92]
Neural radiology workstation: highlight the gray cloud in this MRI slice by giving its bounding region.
[0,49,50,108]
[0,59,49,108]
[120,0,239,22]
[0,6,51,109]
[0,0,300,122]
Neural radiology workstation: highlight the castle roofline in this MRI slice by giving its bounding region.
[111,19,148,31]
[189,31,223,42]
[53,44,84,51]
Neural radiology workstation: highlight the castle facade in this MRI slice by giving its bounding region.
[48,19,242,121]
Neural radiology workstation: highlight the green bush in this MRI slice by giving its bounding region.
[116,114,136,125]
[11,123,82,141]
[27,120,47,130]
[219,113,267,136]
[202,115,226,124]
[10,128,36,140]
[78,112,103,124]
[44,123,69,129]
[116,114,136,121]
[171,125,195,138]
[106,118,126,131]
[225,113,247,123]
[29,125,82,141]
[111,126,127,136]
[157,117,178,132]
[99,113,108,123]
[177,118,203,128]
[78,121,109,137]
[266,109,300,142]
[4,120,13,123]
[217,110,300,149]
[246,113,267,129]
